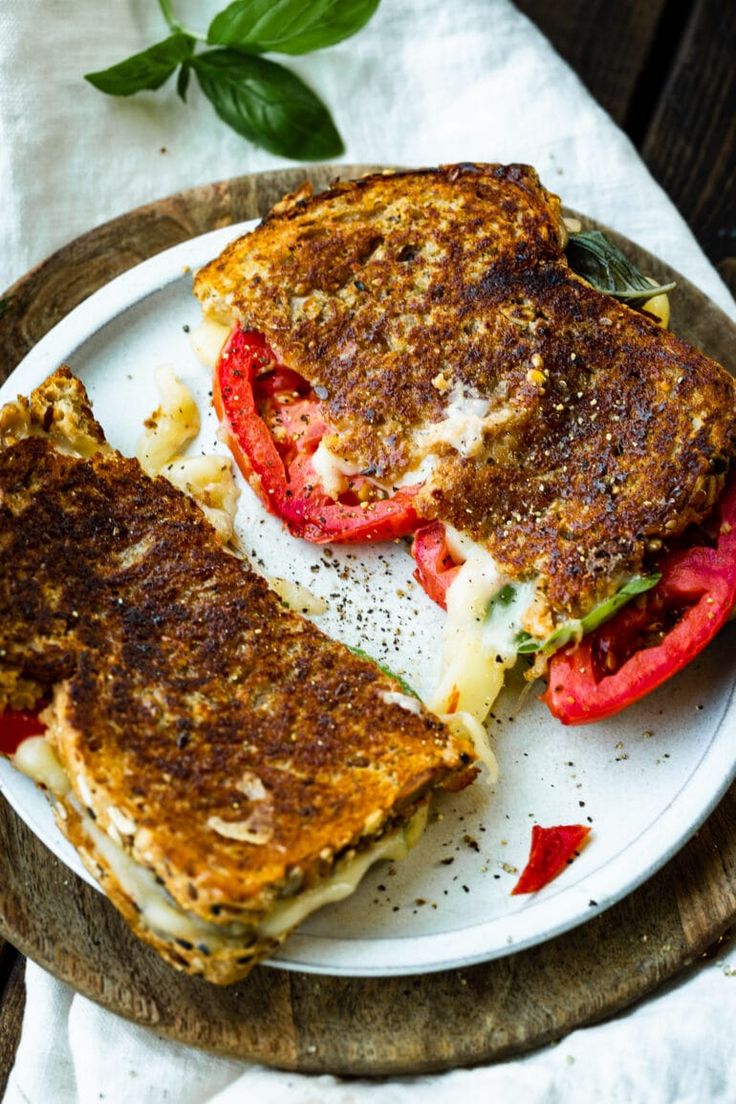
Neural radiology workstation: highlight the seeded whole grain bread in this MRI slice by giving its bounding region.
[0,369,476,984]
[195,163,736,621]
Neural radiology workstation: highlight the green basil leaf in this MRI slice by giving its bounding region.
[347,646,420,699]
[579,573,660,636]
[85,34,195,96]
[208,0,380,55]
[617,574,663,598]
[567,230,675,306]
[496,584,516,607]
[177,62,191,102]
[192,49,343,159]
[526,620,581,657]
[516,573,661,656]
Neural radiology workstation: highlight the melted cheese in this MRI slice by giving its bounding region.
[81,810,248,948]
[413,383,492,457]
[310,440,363,499]
[10,740,429,951]
[439,711,498,782]
[428,527,537,727]
[135,370,239,546]
[162,454,239,545]
[379,690,423,715]
[410,382,518,462]
[136,365,200,475]
[189,318,231,369]
[12,736,69,796]
[296,382,513,501]
[267,576,327,615]
[429,528,508,720]
[393,451,438,489]
[482,576,538,657]
[86,802,428,948]
[259,804,428,938]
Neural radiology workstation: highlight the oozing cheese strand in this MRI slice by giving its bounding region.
[260,803,429,939]
[428,528,536,724]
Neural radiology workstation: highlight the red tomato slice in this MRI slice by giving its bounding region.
[411,522,463,609]
[213,328,288,507]
[543,473,736,725]
[0,710,45,756]
[214,328,421,544]
[254,366,312,398]
[512,824,591,894]
[412,487,736,726]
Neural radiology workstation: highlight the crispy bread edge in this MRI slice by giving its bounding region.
[2,367,478,982]
[57,802,285,985]
[0,366,108,456]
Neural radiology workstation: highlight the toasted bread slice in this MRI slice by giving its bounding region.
[195,164,736,619]
[0,370,476,983]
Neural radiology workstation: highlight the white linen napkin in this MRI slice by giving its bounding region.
[0,0,734,315]
[8,947,736,1104]
[2,1,735,1101]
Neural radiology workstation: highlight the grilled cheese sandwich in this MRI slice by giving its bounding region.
[0,368,477,983]
[194,163,736,723]
[195,163,735,621]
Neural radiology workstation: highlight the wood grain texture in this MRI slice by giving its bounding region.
[517,0,735,278]
[0,167,735,1076]
[515,0,668,124]
[640,0,736,268]
[718,259,736,300]
[0,164,382,384]
[0,951,25,1096]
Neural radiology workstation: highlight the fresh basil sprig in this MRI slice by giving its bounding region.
[516,573,661,657]
[191,50,342,160]
[84,0,380,160]
[209,0,380,55]
[85,33,195,96]
[566,230,676,306]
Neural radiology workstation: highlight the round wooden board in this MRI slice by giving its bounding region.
[1,165,735,1078]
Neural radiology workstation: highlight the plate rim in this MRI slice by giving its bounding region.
[2,207,736,977]
[3,166,736,1075]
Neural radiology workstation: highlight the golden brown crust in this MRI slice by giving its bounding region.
[416,273,735,614]
[195,163,736,617]
[59,802,284,984]
[195,164,564,478]
[0,372,475,947]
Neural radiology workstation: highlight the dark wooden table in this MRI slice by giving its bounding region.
[516,0,736,290]
[1,0,734,1093]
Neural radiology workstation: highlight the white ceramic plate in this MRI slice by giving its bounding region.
[2,223,735,977]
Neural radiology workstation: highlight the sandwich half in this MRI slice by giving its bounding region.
[0,368,476,984]
[194,163,736,726]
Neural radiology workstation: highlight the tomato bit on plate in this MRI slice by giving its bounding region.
[512,823,591,895]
